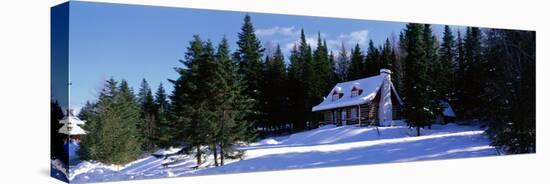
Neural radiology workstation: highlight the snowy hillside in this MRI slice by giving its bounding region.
[69,122,498,183]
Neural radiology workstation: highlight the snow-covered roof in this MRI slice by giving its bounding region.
[58,123,87,135]
[59,115,86,125]
[58,110,87,135]
[440,101,456,117]
[312,73,403,112]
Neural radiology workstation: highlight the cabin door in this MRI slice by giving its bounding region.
[341,110,347,126]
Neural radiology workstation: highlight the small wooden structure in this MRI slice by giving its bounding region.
[312,69,403,126]
[58,109,86,142]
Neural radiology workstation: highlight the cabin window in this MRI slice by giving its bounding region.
[351,107,357,120]
[332,91,342,101]
[351,86,363,97]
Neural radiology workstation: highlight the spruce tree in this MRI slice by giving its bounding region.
[263,44,288,134]
[336,42,350,81]
[348,43,364,80]
[483,29,535,153]
[438,25,456,102]
[401,23,435,136]
[216,36,255,165]
[170,35,207,166]
[153,83,174,149]
[78,78,142,165]
[364,40,381,76]
[234,14,265,129]
[287,44,306,131]
[137,79,156,152]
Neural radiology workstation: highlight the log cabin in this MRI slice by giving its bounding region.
[312,69,403,126]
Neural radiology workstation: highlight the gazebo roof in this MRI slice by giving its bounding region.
[59,113,85,125]
[58,123,86,135]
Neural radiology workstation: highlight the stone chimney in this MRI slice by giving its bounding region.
[378,68,393,126]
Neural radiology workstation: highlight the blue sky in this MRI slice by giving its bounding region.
[65,1,457,111]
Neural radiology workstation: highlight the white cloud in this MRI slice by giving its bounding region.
[255,26,300,37]
[256,26,369,57]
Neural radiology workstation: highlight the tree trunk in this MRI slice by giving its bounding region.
[213,145,219,167]
[196,146,202,167]
[220,145,225,166]
[416,126,421,136]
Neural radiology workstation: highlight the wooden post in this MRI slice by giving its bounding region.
[358,105,361,127]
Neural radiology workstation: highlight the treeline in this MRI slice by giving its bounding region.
[398,24,535,153]
[74,15,535,166]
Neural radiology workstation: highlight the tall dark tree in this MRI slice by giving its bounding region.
[263,44,288,134]
[287,44,306,131]
[401,23,435,136]
[313,33,333,101]
[153,83,174,149]
[137,79,156,152]
[459,27,485,119]
[483,29,535,153]
[216,36,255,165]
[78,78,142,165]
[170,35,209,166]
[364,40,381,76]
[437,25,456,101]
[234,14,265,129]
[335,42,350,81]
[348,43,364,80]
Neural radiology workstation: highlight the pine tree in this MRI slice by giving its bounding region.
[170,35,208,166]
[336,42,350,81]
[263,44,288,134]
[438,25,456,102]
[401,23,435,136]
[234,14,265,129]
[483,29,535,153]
[460,27,485,119]
[364,40,381,76]
[153,83,174,149]
[78,78,142,165]
[348,43,364,80]
[287,44,306,131]
[137,79,157,152]
[216,36,255,165]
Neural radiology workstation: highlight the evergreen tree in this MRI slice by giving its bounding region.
[287,44,306,131]
[137,79,156,152]
[364,40,381,76]
[348,43,364,80]
[328,51,339,83]
[438,25,456,101]
[460,27,485,119]
[336,42,350,81]
[234,14,265,129]
[313,33,333,103]
[380,38,393,70]
[263,44,288,134]
[483,29,535,153]
[170,35,208,166]
[153,83,174,149]
[78,78,142,165]
[401,23,435,136]
[216,36,255,165]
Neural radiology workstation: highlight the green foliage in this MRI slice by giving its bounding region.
[137,79,157,152]
[78,78,142,165]
[348,43,364,80]
[482,29,535,153]
[401,23,435,135]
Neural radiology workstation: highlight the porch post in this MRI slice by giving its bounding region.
[358,105,361,126]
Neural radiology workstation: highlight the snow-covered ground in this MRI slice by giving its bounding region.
[67,121,498,183]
